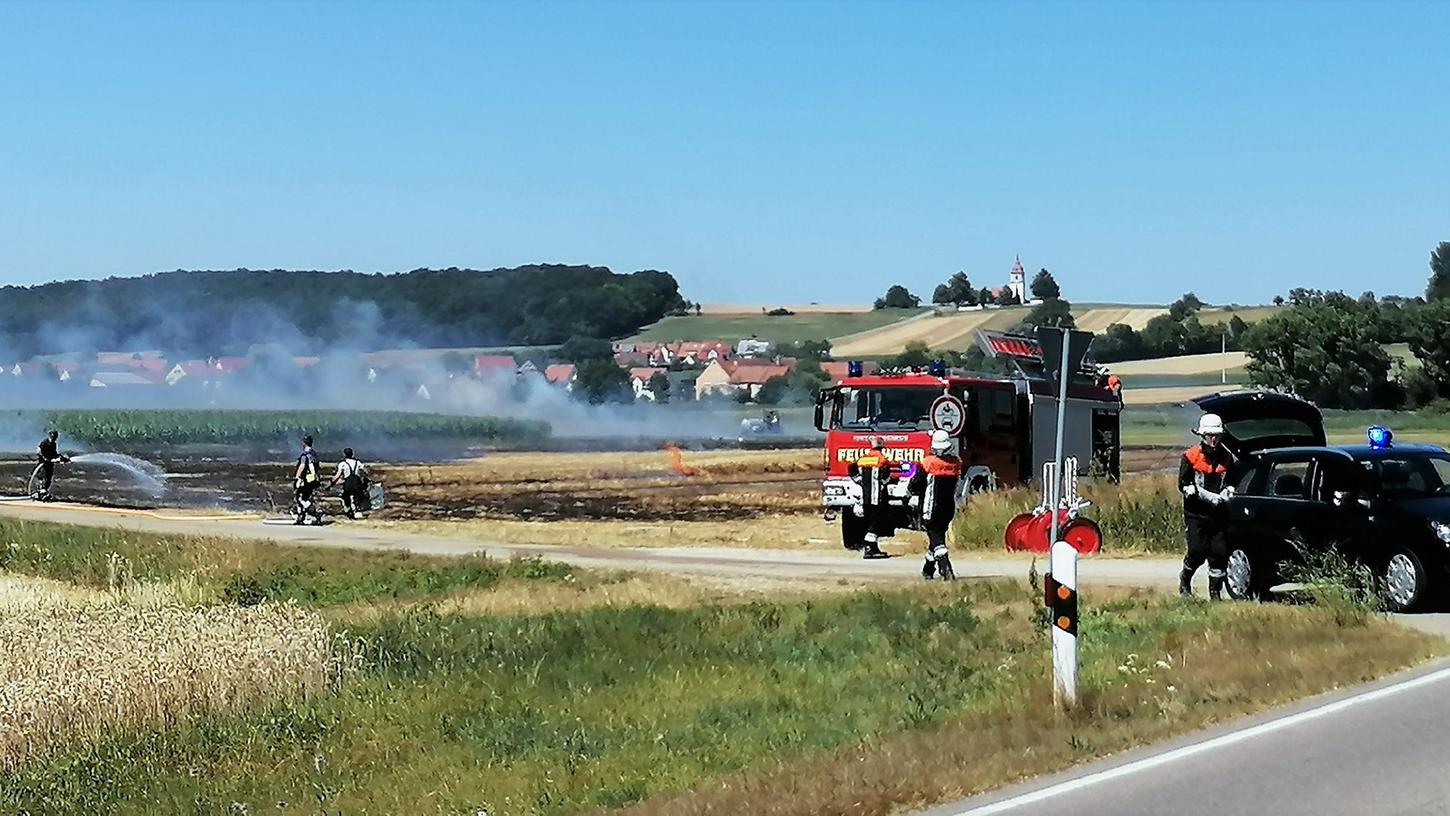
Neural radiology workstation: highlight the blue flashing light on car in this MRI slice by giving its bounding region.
[1368,425,1394,450]
[847,361,864,378]
[928,359,947,377]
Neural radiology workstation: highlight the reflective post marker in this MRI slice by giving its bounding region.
[1050,541,1079,710]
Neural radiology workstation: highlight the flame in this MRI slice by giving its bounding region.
[664,442,698,476]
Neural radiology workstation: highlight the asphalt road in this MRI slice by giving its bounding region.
[924,659,1450,816]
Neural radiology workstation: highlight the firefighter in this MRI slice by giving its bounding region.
[32,430,70,501]
[329,447,370,520]
[1179,413,1235,598]
[910,429,962,580]
[291,434,323,525]
[852,436,893,560]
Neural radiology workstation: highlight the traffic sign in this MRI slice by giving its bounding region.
[930,394,966,437]
[1036,327,1094,391]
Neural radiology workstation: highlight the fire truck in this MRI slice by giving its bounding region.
[814,330,1123,550]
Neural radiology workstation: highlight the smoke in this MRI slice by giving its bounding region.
[0,291,774,442]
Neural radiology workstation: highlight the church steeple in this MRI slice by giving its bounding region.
[1009,255,1027,303]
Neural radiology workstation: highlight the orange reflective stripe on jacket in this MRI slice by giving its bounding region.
[921,454,962,477]
[1184,446,1227,475]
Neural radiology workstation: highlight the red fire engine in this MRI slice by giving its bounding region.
[813,330,1122,550]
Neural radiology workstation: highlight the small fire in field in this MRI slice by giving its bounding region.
[664,442,698,476]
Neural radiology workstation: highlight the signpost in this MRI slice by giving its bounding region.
[930,394,966,437]
[1038,327,1091,711]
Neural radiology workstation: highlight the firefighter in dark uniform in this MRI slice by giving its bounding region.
[1179,413,1235,599]
[292,434,323,525]
[910,429,962,580]
[852,437,892,560]
[32,430,69,501]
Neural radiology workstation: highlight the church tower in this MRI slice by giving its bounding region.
[1008,255,1027,303]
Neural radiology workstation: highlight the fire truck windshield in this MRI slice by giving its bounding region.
[835,387,940,431]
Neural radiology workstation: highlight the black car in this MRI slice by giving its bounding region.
[1195,391,1450,612]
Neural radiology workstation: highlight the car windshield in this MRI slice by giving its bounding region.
[1358,454,1450,499]
[835,387,939,431]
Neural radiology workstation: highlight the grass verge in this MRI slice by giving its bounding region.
[1,581,1438,815]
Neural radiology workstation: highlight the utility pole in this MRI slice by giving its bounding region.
[1221,329,1228,385]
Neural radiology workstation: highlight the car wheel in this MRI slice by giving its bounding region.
[1225,547,1264,601]
[841,511,866,551]
[1383,547,1428,613]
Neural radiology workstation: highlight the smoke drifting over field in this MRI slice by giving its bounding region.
[0,286,767,444]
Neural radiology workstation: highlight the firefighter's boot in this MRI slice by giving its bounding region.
[1179,568,1194,597]
[862,533,888,560]
[1208,573,1225,601]
[922,558,936,580]
[936,554,956,581]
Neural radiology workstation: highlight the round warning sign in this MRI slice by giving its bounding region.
[930,395,966,436]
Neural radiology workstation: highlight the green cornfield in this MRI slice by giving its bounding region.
[6,410,549,448]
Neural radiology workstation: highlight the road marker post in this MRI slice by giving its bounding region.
[1047,540,1079,709]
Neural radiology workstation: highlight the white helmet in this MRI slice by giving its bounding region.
[1195,413,1225,436]
[930,429,953,452]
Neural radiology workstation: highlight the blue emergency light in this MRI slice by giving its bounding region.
[928,359,947,377]
[1367,425,1393,450]
[847,361,864,377]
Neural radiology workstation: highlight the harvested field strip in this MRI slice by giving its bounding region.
[1109,351,1249,375]
[3,587,1435,815]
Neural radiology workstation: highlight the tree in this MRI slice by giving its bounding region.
[1030,269,1060,300]
[773,339,832,360]
[1273,295,1285,307]
[756,364,829,406]
[995,289,1021,307]
[885,340,933,369]
[647,371,671,403]
[1241,296,1396,409]
[558,335,614,363]
[1406,299,1450,399]
[931,272,976,307]
[573,361,632,404]
[1092,323,1146,362]
[1427,242,1450,300]
[873,284,921,310]
[1017,298,1075,330]
[978,287,994,305]
[1167,292,1204,322]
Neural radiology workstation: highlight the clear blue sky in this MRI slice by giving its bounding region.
[1,0,1446,306]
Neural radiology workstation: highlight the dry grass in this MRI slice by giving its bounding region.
[1109,351,1249,375]
[608,599,1443,816]
[379,448,822,483]
[376,513,840,549]
[333,569,863,623]
[0,573,347,771]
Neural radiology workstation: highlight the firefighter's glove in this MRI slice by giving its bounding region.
[1181,485,1197,498]
[908,495,921,509]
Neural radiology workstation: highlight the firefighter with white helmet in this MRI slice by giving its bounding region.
[1179,412,1236,598]
[910,429,963,580]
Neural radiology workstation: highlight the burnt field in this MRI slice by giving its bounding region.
[0,445,1181,523]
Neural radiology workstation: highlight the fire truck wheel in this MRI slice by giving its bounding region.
[841,512,867,550]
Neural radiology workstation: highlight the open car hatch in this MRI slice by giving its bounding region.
[1191,390,1326,457]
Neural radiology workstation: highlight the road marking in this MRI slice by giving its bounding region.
[946,663,1450,815]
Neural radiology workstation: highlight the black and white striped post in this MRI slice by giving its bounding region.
[1045,540,1079,709]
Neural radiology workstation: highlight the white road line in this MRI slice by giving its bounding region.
[947,663,1450,816]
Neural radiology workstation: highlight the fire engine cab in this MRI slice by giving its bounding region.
[814,330,1123,550]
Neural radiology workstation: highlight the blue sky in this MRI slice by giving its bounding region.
[1,0,1446,305]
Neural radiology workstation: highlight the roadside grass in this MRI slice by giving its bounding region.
[1124,403,1450,448]
[616,598,1440,816]
[0,517,572,605]
[1,584,1437,816]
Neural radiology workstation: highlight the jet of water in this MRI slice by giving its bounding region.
[68,453,169,496]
